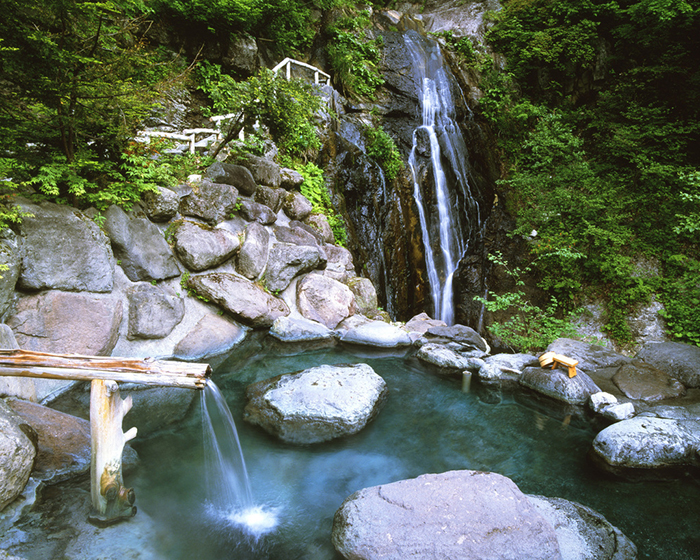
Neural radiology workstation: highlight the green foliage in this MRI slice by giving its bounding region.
[198,64,325,159]
[326,9,385,100]
[479,0,700,344]
[363,124,403,181]
[297,162,347,246]
[0,0,191,210]
[475,252,580,353]
[660,255,700,345]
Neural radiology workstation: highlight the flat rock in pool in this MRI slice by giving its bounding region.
[243,363,388,444]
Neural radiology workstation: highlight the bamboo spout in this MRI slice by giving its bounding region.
[0,349,211,389]
[88,379,138,526]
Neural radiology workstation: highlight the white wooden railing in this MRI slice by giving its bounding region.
[136,58,330,153]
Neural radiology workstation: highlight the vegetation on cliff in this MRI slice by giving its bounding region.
[473,0,700,346]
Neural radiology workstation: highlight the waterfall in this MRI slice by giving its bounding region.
[405,30,481,325]
[201,381,278,541]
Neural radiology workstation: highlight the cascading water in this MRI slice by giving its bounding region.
[406,30,481,325]
[201,380,278,541]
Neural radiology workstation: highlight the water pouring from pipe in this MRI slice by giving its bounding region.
[200,380,279,541]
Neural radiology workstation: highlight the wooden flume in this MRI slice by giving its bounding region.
[0,349,212,525]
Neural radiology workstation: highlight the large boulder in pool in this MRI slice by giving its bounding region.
[520,366,601,405]
[243,363,387,444]
[527,495,638,559]
[590,416,699,475]
[332,470,562,560]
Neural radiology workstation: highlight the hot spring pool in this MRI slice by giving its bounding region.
[127,344,700,559]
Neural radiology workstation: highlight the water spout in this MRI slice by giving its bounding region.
[201,380,278,541]
[405,30,480,324]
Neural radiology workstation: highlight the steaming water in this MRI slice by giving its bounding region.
[129,344,700,560]
[201,381,278,542]
[406,30,481,324]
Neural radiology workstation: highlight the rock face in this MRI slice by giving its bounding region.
[186,272,289,328]
[332,470,562,560]
[636,341,700,388]
[17,200,114,292]
[8,291,123,355]
[244,363,388,444]
[0,229,21,319]
[104,205,180,282]
[0,399,36,511]
[590,416,699,474]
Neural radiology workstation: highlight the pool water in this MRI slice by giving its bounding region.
[132,344,700,559]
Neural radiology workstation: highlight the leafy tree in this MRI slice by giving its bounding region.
[0,0,186,210]
[197,63,325,159]
[326,8,384,100]
[480,0,700,344]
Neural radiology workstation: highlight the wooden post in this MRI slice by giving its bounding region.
[88,379,138,526]
[0,349,212,526]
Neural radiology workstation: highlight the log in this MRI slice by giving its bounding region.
[89,379,138,526]
[0,349,211,389]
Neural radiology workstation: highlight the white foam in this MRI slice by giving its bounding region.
[228,505,279,539]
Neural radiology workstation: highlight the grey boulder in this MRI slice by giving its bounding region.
[265,242,324,293]
[341,320,412,348]
[520,366,601,405]
[636,341,700,388]
[547,339,632,373]
[237,222,270,280]
[180,179,239,224]
[104,205,180,282]
[142,186,180,222]
[8,291,122,355]
[172,219,240,271]
[185,272,289,328]
[283,191,313,221]
[244,363,387,444]
[17,200,114,292]
[332,470,562,560]
[297,273,356,329]
[204,161,257,196]
[590,415,700,473]
[127,283,185,340]
[528,495,637,560]
[0,399,35,511]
